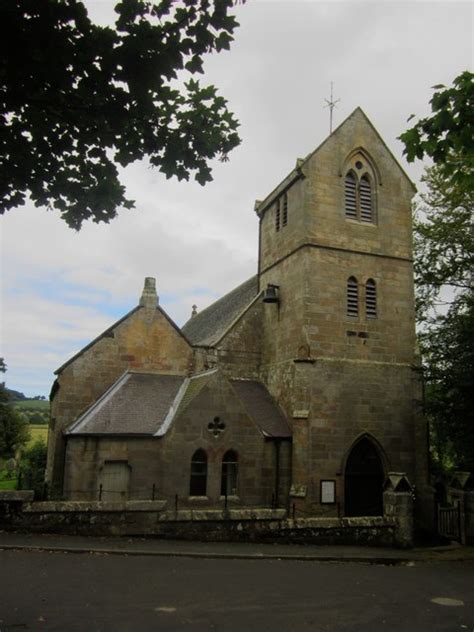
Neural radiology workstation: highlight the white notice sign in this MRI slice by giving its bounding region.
[321,480,335,504]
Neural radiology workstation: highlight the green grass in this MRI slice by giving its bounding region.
[0,464,19,490]
[28,425,48,448]
[0,427,48,490]
[0,476,17,490]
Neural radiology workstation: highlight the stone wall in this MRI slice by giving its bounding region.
[214,298,264,379]
[0,499,398,546]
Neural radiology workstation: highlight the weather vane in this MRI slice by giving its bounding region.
[324,82,340,134]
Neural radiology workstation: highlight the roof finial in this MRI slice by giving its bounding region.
[191,304,198,318]
[324,82,340,134]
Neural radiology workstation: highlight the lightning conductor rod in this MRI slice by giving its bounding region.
[324,82,340,134]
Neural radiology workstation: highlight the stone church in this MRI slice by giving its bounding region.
[46,108,430,524]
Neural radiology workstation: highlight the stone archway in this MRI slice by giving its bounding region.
[344,437,385,516]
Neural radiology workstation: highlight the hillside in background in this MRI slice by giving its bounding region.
[12,399,49,425]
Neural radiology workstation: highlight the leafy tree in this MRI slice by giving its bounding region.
[399,70,474,196]
[404,75,474,471]
[414,171,473,472]
[5,388,26,401]
[0,360,30,458]
[0,0,244,229]
[19,440,48,498]
[422,297,474,472]
[413,160,474,320]
[0,409,31,457]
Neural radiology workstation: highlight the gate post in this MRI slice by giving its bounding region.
[465,490,474,545]
[383,472,414,549]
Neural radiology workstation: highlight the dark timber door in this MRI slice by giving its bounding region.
[344,438,384,516]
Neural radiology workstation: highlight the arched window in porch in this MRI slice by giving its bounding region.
[190,449,207,497]
[221,450,238,496]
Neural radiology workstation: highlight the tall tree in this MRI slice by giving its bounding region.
[413,160,473,320]
[421,296,474,472]
[414,173,473,472]
[401,71,474,471]
[0,0,244,229]
[0,359,30,458]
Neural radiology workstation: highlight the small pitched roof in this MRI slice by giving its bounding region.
[173,369,217,419]
[181,275,260,347]
[231,379,291,439]
[67,372,185,436]
[66,369,292,440]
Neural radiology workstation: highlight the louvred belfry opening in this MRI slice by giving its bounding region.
[347,276,359,317]
[359,175,373,222]
[282,192,288,226]
[344,171,357,219]
[366,279,377,318]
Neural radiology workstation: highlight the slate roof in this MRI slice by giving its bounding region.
[66,370,292,441]
[67,373,185,436]
[231,379,292,439]
[181,275,260,347]
[173,370,217,419]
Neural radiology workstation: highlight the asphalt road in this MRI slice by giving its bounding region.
[0,550,473,631]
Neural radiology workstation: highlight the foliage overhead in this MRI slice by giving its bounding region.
[0,0,244,229]
[399,71,474,195]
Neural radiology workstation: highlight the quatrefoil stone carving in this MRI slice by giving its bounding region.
[208,416,226,438]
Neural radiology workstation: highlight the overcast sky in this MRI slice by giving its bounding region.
[1,0,472,396]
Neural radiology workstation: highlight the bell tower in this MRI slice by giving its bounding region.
[255,108,428,518]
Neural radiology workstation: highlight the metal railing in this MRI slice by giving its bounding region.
[438,504,461,541]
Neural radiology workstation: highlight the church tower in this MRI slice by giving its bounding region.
[255,108,428,518]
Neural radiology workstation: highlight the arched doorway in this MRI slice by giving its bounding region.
[344,437,385,516]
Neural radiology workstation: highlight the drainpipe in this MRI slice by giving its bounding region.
[274,439,281,508]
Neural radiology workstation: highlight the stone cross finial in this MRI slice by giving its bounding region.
[191,304,198,318]
[139,277,159,308]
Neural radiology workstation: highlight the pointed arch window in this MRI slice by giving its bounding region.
[343,158,375,223]
[221,450,238,496]
[347,276,359,317]
[190,449,207,496]
[359,176,373,222]
[365,279,377,318]
[344,172,357,219]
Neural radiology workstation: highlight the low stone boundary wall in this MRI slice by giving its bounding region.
[0,497,400,547]
[155,515,396,547]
